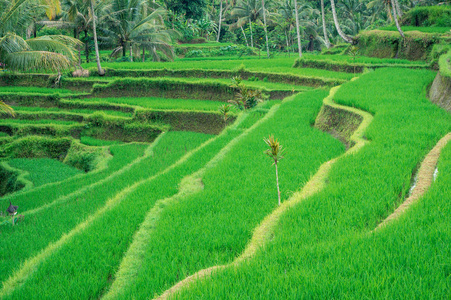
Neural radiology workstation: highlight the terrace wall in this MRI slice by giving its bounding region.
[429,72,451,112]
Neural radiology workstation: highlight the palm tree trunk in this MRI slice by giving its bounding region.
[394,0,402,18]
[130,42,133,62]
[321,0,331,49]
[294,0,302,57]
[85,30,89,63]
[240,26,249,47]
[90,0,104,75]
[275,162,281,206]
[249,20,254,48]
[142,47,145,62]
[330,0,353,44]
[217,0,223,42]
[390,0,405,38]
[285,30,290,57]
[262,0,270,58]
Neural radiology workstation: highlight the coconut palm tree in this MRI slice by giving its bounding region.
[102,0,176,62]
[0,101,15,117]
[87,0,104,75]
[217,0,223,41]
[293,0,302,57]
[317,0,331,49]
[330,0,353,43]
[232,0,264,48]
[0,0,82,72]
[261,0,270,58]
[390,0,405,38]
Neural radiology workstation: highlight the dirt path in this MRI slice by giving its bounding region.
[154,85,374,300]
[375,132,451,231]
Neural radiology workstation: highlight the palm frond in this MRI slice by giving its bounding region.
[0,0,29,32]
[0,33,30,54]
[5,51,71,72]
[0,101,16,117]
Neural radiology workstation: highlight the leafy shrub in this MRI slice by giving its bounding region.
[228,76,264,110]
[185,50,205,58]
[0,136,72,159]
[63,140,106,172]
[403,5,451,27]
[115,56,131,63]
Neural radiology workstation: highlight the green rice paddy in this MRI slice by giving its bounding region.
[0,49,450,300]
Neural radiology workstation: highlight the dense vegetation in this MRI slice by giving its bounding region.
[1,0,451,299]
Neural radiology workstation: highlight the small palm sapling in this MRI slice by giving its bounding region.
[218,104,232,128]
[264,135,284,206]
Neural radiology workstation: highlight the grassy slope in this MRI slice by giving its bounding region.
[13,106,133,118]
[173,68,451,299]
[1,114,257,298]
[103,90,345,299]
[0,87,74,94]
[76,97,235,112]
[82,57,356,80]
[0,132,211,288]
[7,158,83,187]
[378,25,451,34]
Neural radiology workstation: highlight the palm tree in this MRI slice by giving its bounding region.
[330,0,353,43]
[320,0,331,48]
[1,0,82,72]
[102,0,176,62]
[390,0,404,38]
[217,0,223,42]
[0,101,15,117]
[232,0,263,48]
[294,0,302,57]
[261,0,270,58]
[264,135,284,206]
[87,0,104,75]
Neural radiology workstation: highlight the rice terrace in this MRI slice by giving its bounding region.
[1,0,451,298]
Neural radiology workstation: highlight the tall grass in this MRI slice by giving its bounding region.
[378,25,451,34]
[0,87,74,94]
[172,68,451,299]
[13,106,133,118]
[0,133,211,287]
[7,158,83,187]
[93,90,344,299]
[82,56,356,80]
[0,112,258,298]
[77,97,238,112]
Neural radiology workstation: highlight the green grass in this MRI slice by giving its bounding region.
[0,119,80,126]
[0,114,254,298]
[176,42,234,48]
[82,56,356,80]
[0,131,213,295]
[12,106,133,118]
[172,68,451,299]
[80,136,124,146]
[77,96,236,112]
[97,90,344,299]
[378,25,451,34]
[439,49,451,78]
[7,158,84,187]
[0,86,74,94]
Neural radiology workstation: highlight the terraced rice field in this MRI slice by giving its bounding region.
[0,55,450,299]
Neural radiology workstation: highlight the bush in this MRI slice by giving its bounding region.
[0,136,72,160]
[403,5,451,27]
[357,30,440,61]
[439,49,451,78]
[63,140,106,172]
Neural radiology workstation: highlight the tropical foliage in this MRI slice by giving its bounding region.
[0,0,82,72]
